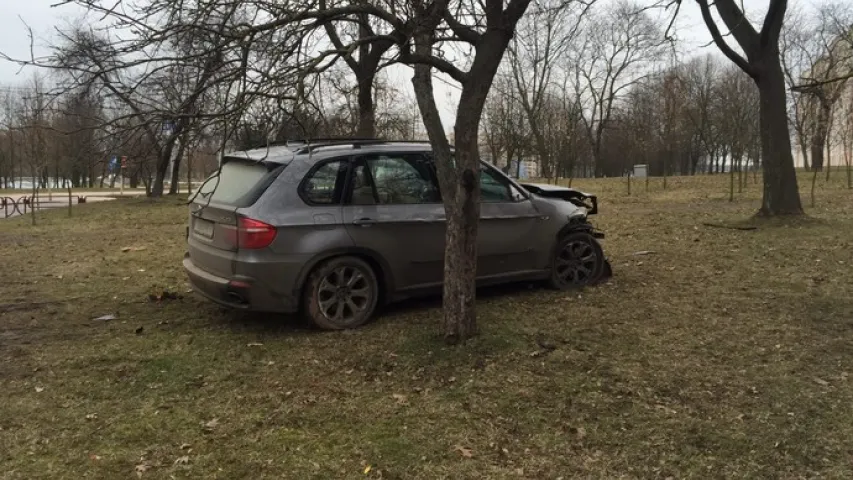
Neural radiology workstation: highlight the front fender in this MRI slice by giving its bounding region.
[557,220,605,241]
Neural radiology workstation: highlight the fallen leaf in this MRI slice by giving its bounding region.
[121,246,147,252]
[135,464,150,477]
[632,250,655,256]
[89,453,102,461]
[454,445,473,458]
[247,342,264,347]
[93,314,116,322]
[575,426,587,439]
[35,386,44,393]
[363,465,372,474]
[202,418,219,432]
[179,443,192,450]
[813,377,829,386]
[135,326,144,335]
[174,456,190,465]
[392,393,408,405]
[85,413,98,420]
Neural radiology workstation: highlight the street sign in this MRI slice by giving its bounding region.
[120,156,128,168]
[109,156,119,172]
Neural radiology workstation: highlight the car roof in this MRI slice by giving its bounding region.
[222,140,448,165]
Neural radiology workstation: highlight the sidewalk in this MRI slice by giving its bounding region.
[1,190,148,219]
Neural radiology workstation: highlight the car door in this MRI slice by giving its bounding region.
[477,163,544,279]
[341,152,447,292]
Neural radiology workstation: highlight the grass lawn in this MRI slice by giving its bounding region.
[1,172,852,479]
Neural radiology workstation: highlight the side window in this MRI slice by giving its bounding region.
[480,166,514,202]
[479,164,527,202]
[301,160,346,205]
[349,163,377,205]
[351,154,440,205]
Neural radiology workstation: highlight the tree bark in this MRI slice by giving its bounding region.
[799,140,810,171]
[411,43,479,344]
[356,70,376,138]
[756,54,803,215]
[152,135,179,197]
[810,96,831,171]
[168,140,187,195]
[406,1,528,342]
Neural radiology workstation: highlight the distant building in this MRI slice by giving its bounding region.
[793,33,853,169]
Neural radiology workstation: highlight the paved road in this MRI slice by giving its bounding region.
[1,190,148,219]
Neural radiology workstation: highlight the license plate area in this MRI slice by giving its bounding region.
[193,218,215,239]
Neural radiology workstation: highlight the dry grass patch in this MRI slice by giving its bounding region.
[1,175,852,479]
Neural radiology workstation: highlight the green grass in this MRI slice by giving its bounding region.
[1,172,852,479]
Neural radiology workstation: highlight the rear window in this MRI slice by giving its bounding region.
[194,159,285,207]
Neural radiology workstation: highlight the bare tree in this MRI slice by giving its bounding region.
[693,0,803,215]
[570,0,665,177]
[319,2,395,137]
[406,0,538,342]
[781,5,818,171]
[484,74,529,171]
[716,66,759,200]
[507,1,584,181]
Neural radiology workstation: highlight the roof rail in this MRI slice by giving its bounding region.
[243,137,380,151]
[293,139,450,155]
[294,139,390,154]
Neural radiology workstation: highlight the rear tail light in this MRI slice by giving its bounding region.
[223,217,277,249]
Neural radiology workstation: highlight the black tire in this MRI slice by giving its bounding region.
[548,231,606,290]
[304,256,379,330]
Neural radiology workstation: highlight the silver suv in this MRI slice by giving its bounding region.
[183,140,610,329]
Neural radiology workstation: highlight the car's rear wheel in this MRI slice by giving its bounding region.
[304,256,379,330]
[549,231,606,289]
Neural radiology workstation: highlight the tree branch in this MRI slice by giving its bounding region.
[695,0,755,77]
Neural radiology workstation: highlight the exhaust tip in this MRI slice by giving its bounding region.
[227,291,247,304]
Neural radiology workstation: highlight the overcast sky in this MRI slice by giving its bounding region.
[0,0,815,127]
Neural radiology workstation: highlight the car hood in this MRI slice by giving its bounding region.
[519,182,599,215]
[530,193,588,220]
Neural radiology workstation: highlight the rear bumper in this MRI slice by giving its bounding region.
[183,253,299,313]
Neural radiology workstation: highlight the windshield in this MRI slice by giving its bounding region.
[194,159,284,207]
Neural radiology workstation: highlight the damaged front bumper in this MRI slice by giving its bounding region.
[518,182,599,215]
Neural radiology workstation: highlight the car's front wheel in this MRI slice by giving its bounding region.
[548,231,606,289]
[304,256,379,330]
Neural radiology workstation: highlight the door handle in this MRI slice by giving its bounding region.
[352,217,376,226]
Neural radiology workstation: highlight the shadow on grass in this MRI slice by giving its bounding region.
[207,281,546,335]
[378,280,544,318]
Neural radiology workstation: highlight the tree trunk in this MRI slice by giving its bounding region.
[356,71,377,138]
[152,140,177,197]
[440,153,480,344]
[799,140,810,171]
[810,97,831,172]
[168,140,187,195]
[729,153,735,202]
[410,33,478,343]
[811,164,819,207]
[187,149,193,195]
[412,78,480,344]
[825,129,832,182]
[755,55,803,215]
